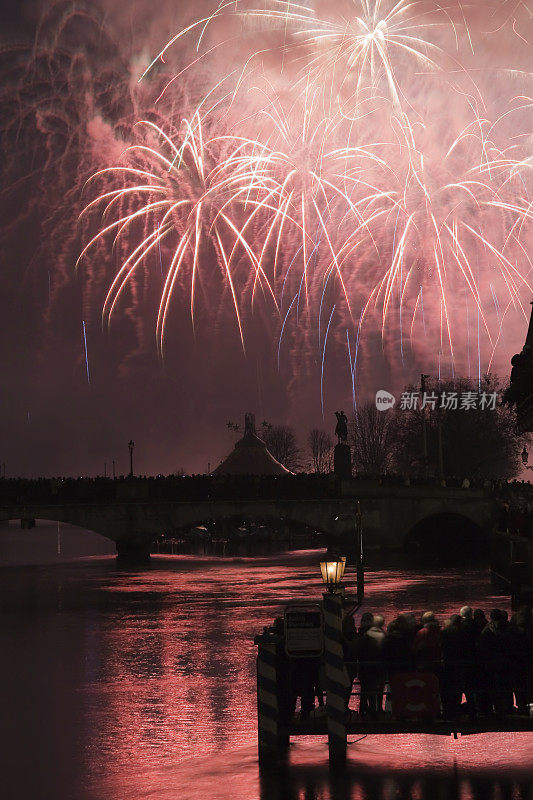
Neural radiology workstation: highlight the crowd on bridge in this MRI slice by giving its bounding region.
[0,473,342,505]
[284,605,532,720]
[0,471,513,508]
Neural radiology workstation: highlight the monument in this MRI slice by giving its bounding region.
[333,410,352,478]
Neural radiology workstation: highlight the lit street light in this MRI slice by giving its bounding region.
[334,503,364,603]
[320,557,346,593]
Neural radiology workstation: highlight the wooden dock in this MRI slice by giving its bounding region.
[255,593,533,768]
[289,713,533,737]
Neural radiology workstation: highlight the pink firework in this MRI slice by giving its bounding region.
[78,115,282,355]
[78,0,533,399]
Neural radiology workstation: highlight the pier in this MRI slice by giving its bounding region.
[255,587,533,768]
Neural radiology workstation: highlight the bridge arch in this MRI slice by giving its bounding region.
[0,518,117,559]
[0,514,117,543]
[167,510,330,540]
[404,511,487,559]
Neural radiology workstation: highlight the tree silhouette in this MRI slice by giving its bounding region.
[307,428,333,473]
[260,422,302,472]
[350,403,396,476]
[391,375,529,480]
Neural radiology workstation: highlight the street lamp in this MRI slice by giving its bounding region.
[333,503,364,604]
[320,556,346,593]
[128,440,135,477]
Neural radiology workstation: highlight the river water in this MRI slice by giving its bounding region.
[0,522,532,800]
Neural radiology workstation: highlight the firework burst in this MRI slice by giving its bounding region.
[78,115,285,354]
[341,110,533,368]
[75,0,533,404]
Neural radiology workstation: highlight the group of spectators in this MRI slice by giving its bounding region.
[282,605,532,721]
[0,471,513,508]
[341,605,533,718]
[0,473,338,504]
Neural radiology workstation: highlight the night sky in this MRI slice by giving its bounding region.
[1,1,532,477]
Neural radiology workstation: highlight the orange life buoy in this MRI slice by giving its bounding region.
[390,673,440,718]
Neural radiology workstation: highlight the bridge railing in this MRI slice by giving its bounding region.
[280,658,532,719]
[0,474,341,505]
[0,472,498,507]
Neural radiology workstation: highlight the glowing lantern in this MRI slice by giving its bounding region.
[320,557,346,593]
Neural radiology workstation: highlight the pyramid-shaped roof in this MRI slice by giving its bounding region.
[212,413,292,476]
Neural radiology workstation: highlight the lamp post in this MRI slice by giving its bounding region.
[128,440,135,477]
[333,504,364,604]
[355,502,364,604]
[320,557,349,767]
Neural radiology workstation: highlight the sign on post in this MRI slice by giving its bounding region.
[284,604,324,657]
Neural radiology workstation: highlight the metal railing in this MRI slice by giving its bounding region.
[288,659,532,718]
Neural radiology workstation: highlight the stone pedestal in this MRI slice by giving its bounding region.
[334,443,352,479]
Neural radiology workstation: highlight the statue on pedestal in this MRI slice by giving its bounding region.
[334,411,348,443]
[333,411,351,478]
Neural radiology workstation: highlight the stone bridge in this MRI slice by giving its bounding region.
[0,475,497,561]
